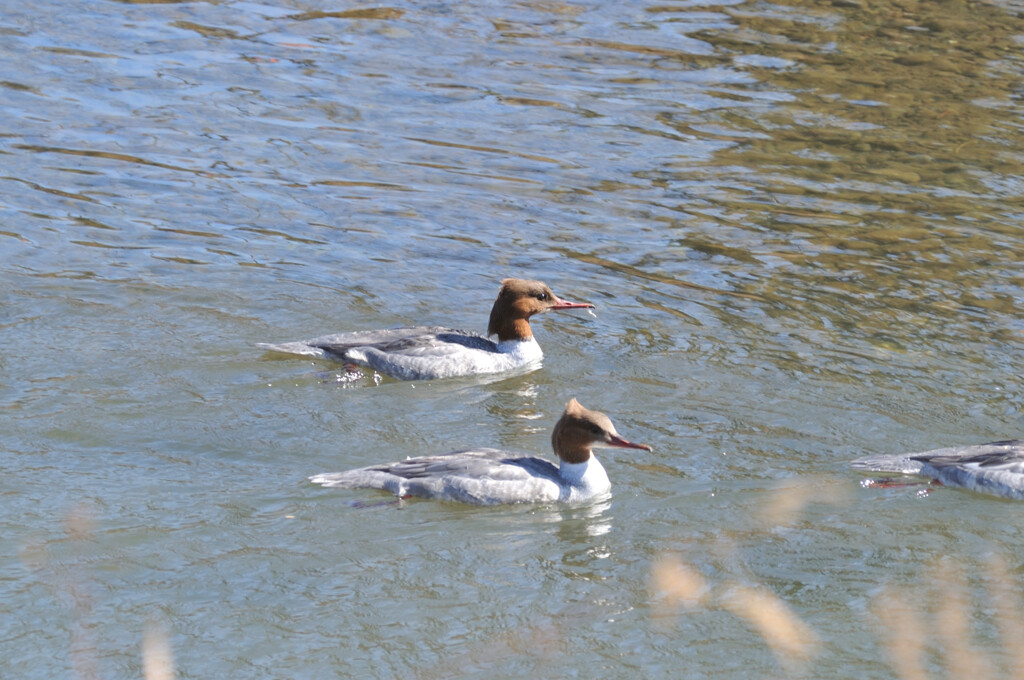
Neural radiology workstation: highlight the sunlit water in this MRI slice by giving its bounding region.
[3,0,1024,677]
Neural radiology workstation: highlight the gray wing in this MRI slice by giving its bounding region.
[853,440,1024,500]
[258,326,497,360]
[314,327,497,359]
[309,449,563,505]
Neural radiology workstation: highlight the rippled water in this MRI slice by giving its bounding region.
[4,0,1024,677]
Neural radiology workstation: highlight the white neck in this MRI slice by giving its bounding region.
[496,337,543,361]
[558,455,611,501]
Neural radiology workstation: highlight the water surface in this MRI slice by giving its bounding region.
[3,0,1024,677]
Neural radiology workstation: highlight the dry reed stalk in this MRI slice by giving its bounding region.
[143,622,175,680]
[650,555,710,611]
[932,563,993,680]
[870,585,928,680]
[985,555,1024,679]
[721,583,820,670]
[762,475,852,528]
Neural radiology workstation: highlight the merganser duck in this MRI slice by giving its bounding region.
[258,278,594,381]
[309,398,652,505]
[852,439,1024,500]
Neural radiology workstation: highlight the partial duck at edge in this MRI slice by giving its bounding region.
[853,439,1024,500]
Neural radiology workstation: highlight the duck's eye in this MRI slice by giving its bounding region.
[535,292,548,301]
[589,425,602,435]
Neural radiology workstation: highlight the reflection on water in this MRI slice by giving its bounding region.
[642,0,1024,345]
[552,496,614,539]
[3,0,1024,678]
